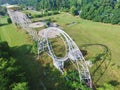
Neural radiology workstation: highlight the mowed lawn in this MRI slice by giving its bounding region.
[36,12,120,89]
[0,16,31,46]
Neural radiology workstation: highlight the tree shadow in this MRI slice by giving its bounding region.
[11,44,68,90]
[0,23,9,27]
[81,49,88,56]
[81,44,112,84]
[108,80,120,87]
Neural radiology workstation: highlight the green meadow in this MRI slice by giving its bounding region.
[0,16,31,46]
[0,12,120,89]
[33,12,120,89]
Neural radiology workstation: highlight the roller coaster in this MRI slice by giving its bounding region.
[6,5,92,88]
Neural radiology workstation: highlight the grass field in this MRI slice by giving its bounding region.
[0,16,32,46]
[0,12,120,90]
[33,12,120,89]
[0,16,67,90]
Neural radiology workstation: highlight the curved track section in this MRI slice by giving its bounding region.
[7,6,92,88]
[38,27,92,88]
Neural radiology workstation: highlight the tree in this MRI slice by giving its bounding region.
[12,82,29,90]
[97,83,114,90]
[111,8,120,24]
[31,41,38,54]
[80,4,91,19]
[7,17,12,24]
[64,70,92,90]
[70,6,78,15]
[0,6,6,16]
[80,0,120,24]
[115,1,120,9]
[0,41,10,58]
[0,41,29,90]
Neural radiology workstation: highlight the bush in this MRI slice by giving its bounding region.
[52,11,59,15]
[97,83,114,90]
[7,17,12,24]
[12,82,29,90]
[111,9,120,24]
[65,70,92,90]
[0,41,10,58]
[31,41,38,54]
[0,41,29,90]
[70,6,78,16]
[0,6,6,16]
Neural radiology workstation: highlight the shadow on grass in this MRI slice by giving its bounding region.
[81,49,88,56]
[81,44,112,84]
[108,80,120,87]
[0,23,9,27]
[11,44,68,90]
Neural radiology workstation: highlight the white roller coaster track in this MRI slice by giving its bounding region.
[6,6,92,88]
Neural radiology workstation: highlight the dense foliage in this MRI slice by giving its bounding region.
[0,6,6,16]
[97,83,114,90]
[80,0,120,24]
[1,0,120,24]
[26,10,59,18]
[64,70,92,90]
[35,0,120,24]
[35,0,81,11]
[7,17,12,24]
[0,41,29,90]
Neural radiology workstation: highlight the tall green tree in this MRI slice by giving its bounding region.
[12,82,29,90]
[0,42,29,90]
[111,8,120,24]
[64,70,92,90]
[97,83,114,90]
[70,6,78,15]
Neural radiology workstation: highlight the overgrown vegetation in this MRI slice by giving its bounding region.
[97,83,114,90]
[7,17,12,24]
[81,0,120,24]
[49,37,67,58]
[0,41,29,90]
[64,70,92,90]
[0,6,6,16]
[38,13,120,89]
[1,0,120,24]
[25,10,59,18]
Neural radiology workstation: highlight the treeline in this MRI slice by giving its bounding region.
[0,0,120,24]
[23,0,120,24]
[26,10,59,19]
[35,0,120,24]
[35,0,81,11]
[0,0,26,5]
[0,41,29,90]
[81,0,120,24]
[0,6,6,16]
[0,0,37,8]
[3,0,80,11]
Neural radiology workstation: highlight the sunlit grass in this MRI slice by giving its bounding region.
[1,12,120,89]
[36,12,120,89]
[0,17,32,46]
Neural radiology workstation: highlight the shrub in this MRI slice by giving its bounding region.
[7,17,12,24]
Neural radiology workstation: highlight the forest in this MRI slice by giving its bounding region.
[0,0,120,24]
[0,42,29,90]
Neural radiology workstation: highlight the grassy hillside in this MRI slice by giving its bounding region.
[1,13,120,89]
[0,16,67,90]
[0,16,31,46]
[33,12,120,89]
